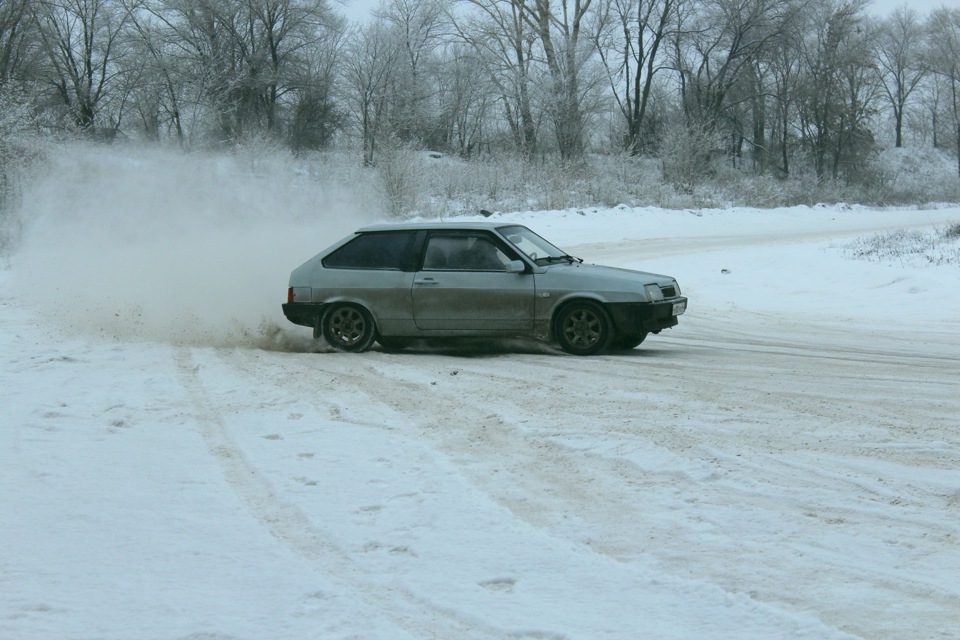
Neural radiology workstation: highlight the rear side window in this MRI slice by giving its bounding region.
[323,232,417,270]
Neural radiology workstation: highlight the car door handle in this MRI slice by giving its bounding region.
[414,277,438,285]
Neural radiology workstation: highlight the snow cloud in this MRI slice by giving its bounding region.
[11,144,379,349]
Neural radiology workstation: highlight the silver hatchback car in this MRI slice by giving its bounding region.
[282,222,686,355]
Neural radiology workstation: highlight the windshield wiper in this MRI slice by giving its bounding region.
[543,254,582,264]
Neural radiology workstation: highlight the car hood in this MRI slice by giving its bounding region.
[541,261,677,288]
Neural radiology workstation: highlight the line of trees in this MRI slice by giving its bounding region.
[3,0,960,182]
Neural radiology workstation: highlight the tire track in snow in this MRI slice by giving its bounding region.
[204,332,960,640]
[172,347,504,640]
[205,346,657,556]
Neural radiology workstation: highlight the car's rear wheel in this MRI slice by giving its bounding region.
[555,301,612,355]
[611,332,647,350]
[320,303,377,352]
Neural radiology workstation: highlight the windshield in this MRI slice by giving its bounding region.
[498,225,574,264]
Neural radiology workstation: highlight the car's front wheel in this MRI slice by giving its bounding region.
[555,301,612,355]
[320,303,377,352]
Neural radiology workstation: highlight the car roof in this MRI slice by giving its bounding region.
[356,221,523,233]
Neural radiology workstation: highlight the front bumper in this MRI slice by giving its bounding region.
[607,298,687,335]
[282,302,325,328]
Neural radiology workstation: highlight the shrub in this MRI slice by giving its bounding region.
[842,224,960,267]
[942,221,960,239]
[375,141,425,218]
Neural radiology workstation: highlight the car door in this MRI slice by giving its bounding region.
[411,232,535,331]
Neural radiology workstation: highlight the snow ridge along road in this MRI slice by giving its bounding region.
[3,205,959,640]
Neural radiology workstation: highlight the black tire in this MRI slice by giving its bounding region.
[554,301,613,355]
[320,304,377,352]
[611,332,647,350]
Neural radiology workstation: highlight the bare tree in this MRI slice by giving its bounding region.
[515,0,596,161]
[344,20,402,165]
[874,5,926,148]
[376,0,447,144]
[451,0,538,158]
[916,72,948,150]
[926,7,960,177]
[454,0,540,156]
[768,27,803,174]
[673,0,802,124]
[592,0,680,154]
[1,0,37,83]
[1,0,41,227]
[435,44,494,156]
[137,0,343,145]
[796,0,877,181]
[125,5,187,141]
[662,0,807,178]
[287,18,347,153]
[246,0,342,133]
[31,0,138,133]
[140,0,238,140]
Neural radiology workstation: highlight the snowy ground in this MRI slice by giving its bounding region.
[2,172,959,639]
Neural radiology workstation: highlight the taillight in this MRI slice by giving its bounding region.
[287,287,294,303]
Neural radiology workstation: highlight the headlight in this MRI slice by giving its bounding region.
[644,284,664,301]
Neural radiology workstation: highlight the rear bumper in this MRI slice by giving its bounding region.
[607,298,687,335]
[282,302,325,328]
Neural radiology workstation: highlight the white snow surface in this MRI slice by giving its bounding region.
[2,153,959,640]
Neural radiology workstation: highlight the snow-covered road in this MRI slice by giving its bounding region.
[3,204,959,640]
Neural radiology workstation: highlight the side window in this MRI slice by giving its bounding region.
[323,232,416,270]
[423,235,508,271]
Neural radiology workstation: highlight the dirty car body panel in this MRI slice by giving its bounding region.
[282,222,687,354]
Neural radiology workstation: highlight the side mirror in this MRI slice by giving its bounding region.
[505,260,526,274]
